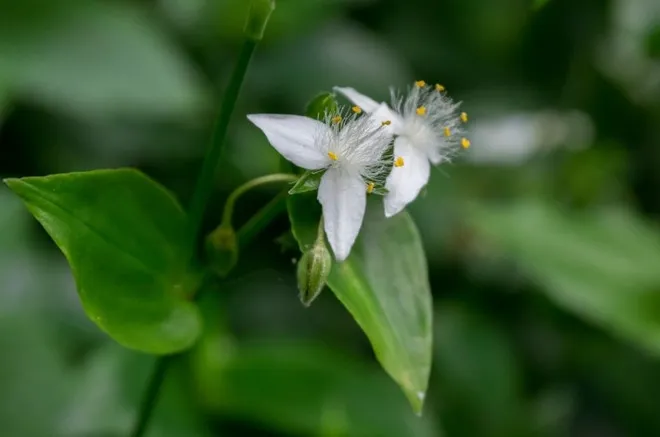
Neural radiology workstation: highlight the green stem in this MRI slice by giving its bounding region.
[315,215,325,245]
[237,189,288,246]
[129,355,172,437]
[187,38,257,251]
[130,1,275,436]
[221,173,297,227]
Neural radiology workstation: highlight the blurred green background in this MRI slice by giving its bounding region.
[2,0,660,436]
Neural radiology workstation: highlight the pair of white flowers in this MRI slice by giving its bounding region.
[248,81,470,262]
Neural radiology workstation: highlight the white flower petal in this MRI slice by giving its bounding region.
[384,136,431,217]
[247,114,330,170]
[333,86,382,113]
[318,167,366,261]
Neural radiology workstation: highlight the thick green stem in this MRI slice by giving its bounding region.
[130,2,275,436]
[221,173,297,228]
[187,39,257,251]
[129,356,172,437]
[237,189,288,246]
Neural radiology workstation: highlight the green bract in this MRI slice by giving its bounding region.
[4,169,202,354]
[288,194,433,414]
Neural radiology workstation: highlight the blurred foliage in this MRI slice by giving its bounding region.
[2,0,660,436]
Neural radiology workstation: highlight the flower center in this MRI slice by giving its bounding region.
[394,156,405,167]
[328,151,338,161]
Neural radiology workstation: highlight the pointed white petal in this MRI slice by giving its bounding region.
[384,136,431,217]
[247,114,330,170]
[333,87,382,113]
[318,167,366,261]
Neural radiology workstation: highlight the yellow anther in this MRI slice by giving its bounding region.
[416,106,427,116]
[366,182,375,194]
[444,127,451,137]
[394,156,405,167]
[381,120,392,126]
[352,106,362,114]
[415,80,426,88]
[435,83,445,92]
[460,112,468,123]
[331,115,342,124]
[461,138,471,149]
[328,151,338,161]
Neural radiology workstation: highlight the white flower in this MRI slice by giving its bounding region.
[334,82,470,217]
[247,111,392,261]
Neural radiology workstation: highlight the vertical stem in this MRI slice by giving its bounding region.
[187,39,258,249]
[129,356,172,437]
[129,2,275,437]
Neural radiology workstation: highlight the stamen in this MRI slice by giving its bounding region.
[328,151,338,161]
[366,182,375,193]
[415,80,426,88]
[435,83,445,92]
[444,127,451,137]
[381,120,392,126]
[394,156,405,167]
[461,138,471,149]
[331,115,342,124]
[416,106,427,116]
[460,112,468,123]
[352,106,362,114]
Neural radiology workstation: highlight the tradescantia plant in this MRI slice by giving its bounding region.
[3,0,470,434]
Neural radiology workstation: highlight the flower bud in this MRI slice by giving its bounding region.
[205,224,238,278]
[305,92,339,121]
[297,242,332,307]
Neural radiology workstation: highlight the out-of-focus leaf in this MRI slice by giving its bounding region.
[288,194,433,414]
[532,0,550,10]
[191,277,436,436]
[433,303,527,437]
[251,22,410,109]
[468,200,660,355]
[645,26,660,59]
[4,169,202,354]
[0,314,70,437]
[193,337,436,437]
[60,343,211,437]
[0,0,205,116]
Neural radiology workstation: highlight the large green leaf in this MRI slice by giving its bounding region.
[287,194,433,414]
[4,169,202,354]
[467,200,660,355]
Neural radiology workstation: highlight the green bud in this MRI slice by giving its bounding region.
[297,243,333,307]
[205,225,239,278]
[305,92,339,121]
[244,0,275,41]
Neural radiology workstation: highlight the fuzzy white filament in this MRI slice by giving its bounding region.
[334,82,470,217]
[247,110,392,261]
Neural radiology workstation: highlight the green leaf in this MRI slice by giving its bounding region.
[467,200,660,355]
[4,169,202,354]
[0,314,70,437]
[288,170,324,195]
[433,303,527,437]
[287,194,433,414]
[0,0,205,116]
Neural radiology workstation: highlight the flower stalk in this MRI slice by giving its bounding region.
[130,2,276,437]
